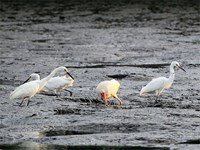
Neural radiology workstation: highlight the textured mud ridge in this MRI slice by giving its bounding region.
[0,0,200,149]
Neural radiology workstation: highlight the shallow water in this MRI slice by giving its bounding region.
[0,142,169,150]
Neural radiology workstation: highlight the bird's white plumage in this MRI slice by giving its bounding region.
[140,61,186,96]
[96,79,120,99]
[29,73,40,81]
[140,77,168,96]
[10,80,40,100]
[41,76,74,93]
[96,79,122,106]
[9,66,69,105]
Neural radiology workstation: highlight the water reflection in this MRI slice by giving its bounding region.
[41,130,93,137]
[0,142,169,150]
[22,130,93,139]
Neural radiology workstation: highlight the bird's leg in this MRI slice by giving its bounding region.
[19,99,25,107]
[64,89,73,97]
[54,90,59,98]
[27,98,31,106]
[101,92,108,106]
[155,96,159,103]
[118,99,123,106]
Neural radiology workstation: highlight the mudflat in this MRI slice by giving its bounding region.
[0,0,200,149]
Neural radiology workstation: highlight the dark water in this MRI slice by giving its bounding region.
[41,129,93,136]
[0,142,169,150]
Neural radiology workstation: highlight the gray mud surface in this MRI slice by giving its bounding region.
[0,0,200,149]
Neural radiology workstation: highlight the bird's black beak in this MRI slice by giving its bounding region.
[23,76,31,84]
[66,71,74,80]
[178,66,186,72]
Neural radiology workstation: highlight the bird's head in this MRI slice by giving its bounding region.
[30,73,40,80]
[53,66,74,80]
[64,66,74,80]
[23,73,40,84]
[171,61,186,72]
[23,76,31,84]
[57,66,68,72]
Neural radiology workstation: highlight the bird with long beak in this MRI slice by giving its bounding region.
[10,66,71,106]
[140,61,186,101]
[41,70,74,96]
[24,69,74,96]
[96,79,122,107]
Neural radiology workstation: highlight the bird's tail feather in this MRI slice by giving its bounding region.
[140,87,145,96]
[9,91,15,100]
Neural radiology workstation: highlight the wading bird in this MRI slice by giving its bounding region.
[24,72,74,96]
[96,79,122,106]
[10,66,72,106]
[41,75,74,96]
[140,61,186,101]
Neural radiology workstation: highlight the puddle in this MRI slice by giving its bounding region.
[0,142,169,150]
[54,107,96,115]
[135,64,168,68]
[40,130,93,137]
[31,39,50,43]
[64,63,168,69]
[28,49,56,52]
[107,74,129,79]
[180,139,200,144]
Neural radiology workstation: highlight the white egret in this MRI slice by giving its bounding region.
[24,72,74,96]
[41,75,74,96]
[140,61,186,100]
[9,66,71,106]
[96,79,122,106]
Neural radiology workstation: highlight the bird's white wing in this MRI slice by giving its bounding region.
[141,77,166,94]
[107,80,120,97]
[10,81,40,99]
[62,76,74,86]
[44,76,72,90]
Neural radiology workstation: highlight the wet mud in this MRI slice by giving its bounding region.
[0,0,200,149]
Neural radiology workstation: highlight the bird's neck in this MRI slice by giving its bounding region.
[168,65,175,83]
[36,75,40,80]
[38,68,59,91]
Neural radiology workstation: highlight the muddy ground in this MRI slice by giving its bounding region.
[0,0,200,149]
